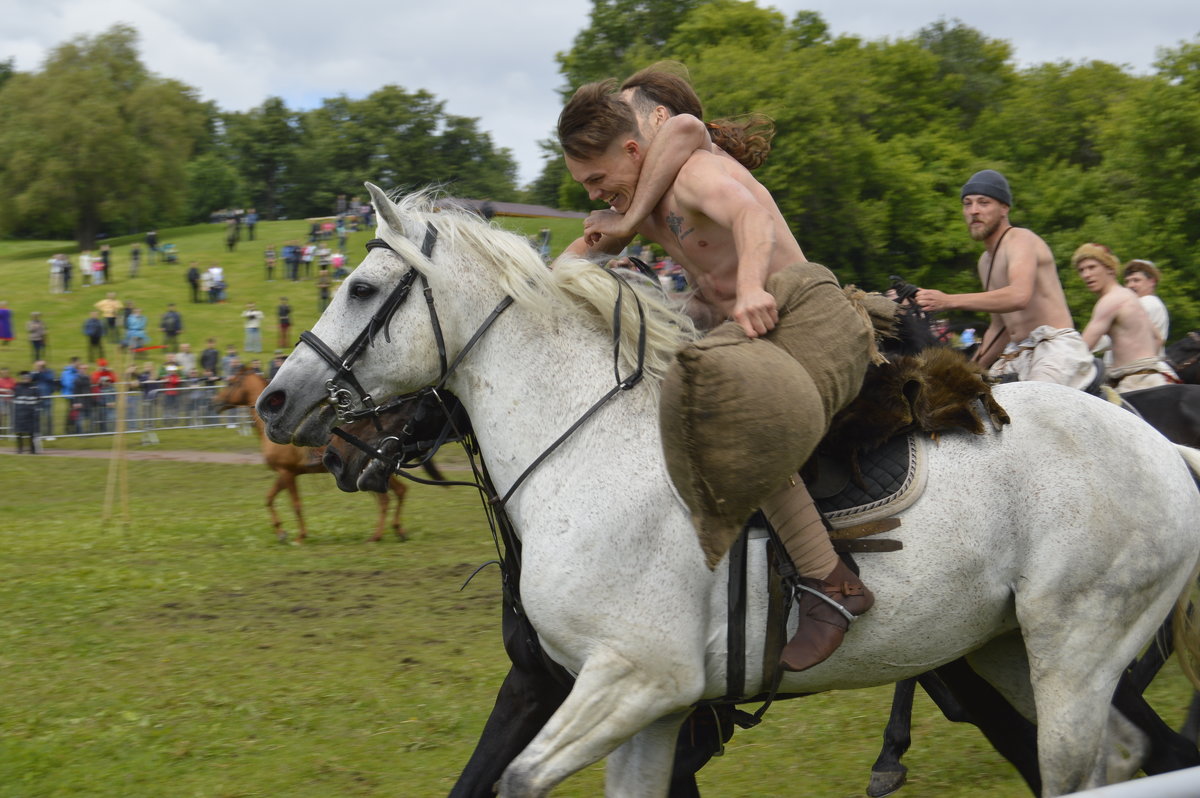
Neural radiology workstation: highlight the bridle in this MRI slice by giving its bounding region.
[294,224,649,510]
[297,222,513,429]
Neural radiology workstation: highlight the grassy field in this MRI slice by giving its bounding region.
[0,211,587,377]
[2,213,1196,795]
[2,437,1198,797]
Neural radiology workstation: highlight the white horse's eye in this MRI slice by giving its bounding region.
[349,282,376,300]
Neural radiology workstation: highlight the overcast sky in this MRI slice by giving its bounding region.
[2,0,1196,187]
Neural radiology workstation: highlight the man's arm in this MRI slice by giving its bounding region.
[672,154,778,337]
[583,114,711,246]
[558,229,635,264]
[916,232,1039,314]
[1079,294,1120,351]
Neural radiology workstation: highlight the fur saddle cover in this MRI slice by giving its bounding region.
[816,347,1011,484]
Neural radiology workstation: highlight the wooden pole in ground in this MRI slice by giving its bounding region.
[102,343,164,526]
[101,346,131,527]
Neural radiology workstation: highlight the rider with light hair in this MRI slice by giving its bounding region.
[558,66,883,672]
[1072,243,1178,393]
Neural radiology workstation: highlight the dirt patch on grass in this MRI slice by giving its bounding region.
[150,564,500,632]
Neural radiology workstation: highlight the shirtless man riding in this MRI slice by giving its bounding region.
[1072,243,1178,393]
[558,66,879,672]
[915,170,1095,389]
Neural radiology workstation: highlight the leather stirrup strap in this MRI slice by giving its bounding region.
[725,527,749,701]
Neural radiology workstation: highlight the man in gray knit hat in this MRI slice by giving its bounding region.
[915,169,1095,389]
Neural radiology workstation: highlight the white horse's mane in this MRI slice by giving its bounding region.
[381,190,698,389]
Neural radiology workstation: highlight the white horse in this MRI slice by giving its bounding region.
[258,186,1200,797]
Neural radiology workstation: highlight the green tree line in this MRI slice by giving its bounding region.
[0,25,519,248]
[548,0,1200,332]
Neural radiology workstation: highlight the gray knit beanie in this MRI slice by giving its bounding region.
[961,169,1012,206]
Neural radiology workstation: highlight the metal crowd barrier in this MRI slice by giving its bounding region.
[0,385,253,442]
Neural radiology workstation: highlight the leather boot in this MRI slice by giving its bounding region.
[781,559,874,672]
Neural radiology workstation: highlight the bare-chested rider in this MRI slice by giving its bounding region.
[558,65,879,672]
[1072,243,1178,393]
[915,170,1095,389]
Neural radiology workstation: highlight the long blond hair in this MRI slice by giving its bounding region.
[620,61,775,170]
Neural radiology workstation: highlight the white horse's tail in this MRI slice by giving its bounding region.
[1172,445,1200,692]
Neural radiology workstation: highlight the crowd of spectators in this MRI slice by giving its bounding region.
[1,193,485,452]
[0,198,372,452]
[0,340,290,452]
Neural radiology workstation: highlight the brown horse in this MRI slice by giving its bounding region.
[213,367,408,543]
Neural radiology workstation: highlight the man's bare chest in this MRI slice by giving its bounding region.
[643,203,731,264]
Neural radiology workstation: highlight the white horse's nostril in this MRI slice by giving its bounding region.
[261,390,286,414]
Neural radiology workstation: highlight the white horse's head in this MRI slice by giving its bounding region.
[257,185,470,444]
[258,183,694,447]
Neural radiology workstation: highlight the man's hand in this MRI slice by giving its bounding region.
[583,209,631,247]
[915,288,954,313]
[732,288,779,338]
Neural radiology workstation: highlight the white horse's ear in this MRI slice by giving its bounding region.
[365,182,404,237]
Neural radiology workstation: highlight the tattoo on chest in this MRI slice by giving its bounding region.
[666,211,693,241]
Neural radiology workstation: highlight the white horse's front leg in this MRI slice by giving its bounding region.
[606,710,691,797]
[498,651,702,798]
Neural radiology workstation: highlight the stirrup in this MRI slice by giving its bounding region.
[795,581,857,623]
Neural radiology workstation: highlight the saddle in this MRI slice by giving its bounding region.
[714,348,1012,711]
[803,347,1010,549]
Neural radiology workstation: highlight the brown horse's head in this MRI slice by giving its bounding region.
[213,367,269,412]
